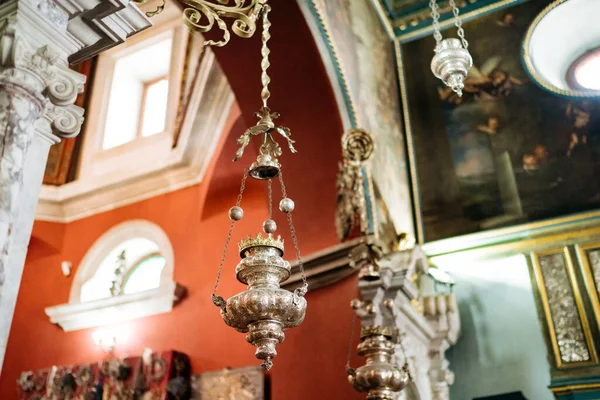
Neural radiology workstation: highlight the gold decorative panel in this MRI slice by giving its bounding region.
[191,366,265,399]
[577,243,600,336]
[532,248,596,367]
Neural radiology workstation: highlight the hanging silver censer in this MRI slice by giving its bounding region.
[211,5,308,371]
[429,0,473,96]
[348,326,410,400]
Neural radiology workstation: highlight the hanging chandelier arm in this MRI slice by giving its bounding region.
[212,168,249,310]
[260,4,272,108]
[449,0,469,49]
[278,172,308,298]
[181,0,266,46]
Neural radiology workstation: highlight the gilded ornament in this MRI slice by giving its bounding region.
[181,0,267,47]
[336,129,374,241]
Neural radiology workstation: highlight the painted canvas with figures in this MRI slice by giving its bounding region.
[401,0,600,242]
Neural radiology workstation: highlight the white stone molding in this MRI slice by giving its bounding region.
[45,219,183,331]
[353,246,460,400]
[46,281,181,331]
[54,0,152,64]
[36,46,235,222]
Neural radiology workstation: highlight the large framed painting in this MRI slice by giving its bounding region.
[398,0,600,243]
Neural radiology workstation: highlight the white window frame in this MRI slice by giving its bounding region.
[78,7,188,182]
[45,220,181,332]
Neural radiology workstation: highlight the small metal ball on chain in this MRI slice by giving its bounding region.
[229,206,244,221]
[279,198,295,213]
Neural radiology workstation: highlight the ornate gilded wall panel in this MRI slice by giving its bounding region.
[191,366,265,399]
[576,243,600,340]
[531,248,596,368]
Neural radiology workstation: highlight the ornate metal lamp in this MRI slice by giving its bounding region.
[348,326,410,400]
[337,129,411,399]
[210,5,308,371]
[429,0,473,96]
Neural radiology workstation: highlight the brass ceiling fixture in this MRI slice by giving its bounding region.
[181,0,267,46]
[429,0,473,96]
[210,5,308,371]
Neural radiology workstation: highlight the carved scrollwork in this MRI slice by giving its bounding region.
[46,67,85,106]
[181,0,265,47]
[46,104,84,138]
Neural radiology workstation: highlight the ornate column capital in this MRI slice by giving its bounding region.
[0,14,85,138]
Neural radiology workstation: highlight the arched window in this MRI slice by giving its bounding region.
[46,220,183,331]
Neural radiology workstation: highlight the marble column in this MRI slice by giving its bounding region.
[0,0,151,370]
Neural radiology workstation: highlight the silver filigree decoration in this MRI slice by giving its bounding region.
[539,253,591,363]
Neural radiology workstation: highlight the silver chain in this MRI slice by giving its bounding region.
[429,0,442,45]
[268,178,273,219]
[397,330,413,381]
[278,171,308,296]
[260,5,272,108]
[430,0,469,49]
[345,314,357,374]
[212,169,249,307]
[449,0,469,49]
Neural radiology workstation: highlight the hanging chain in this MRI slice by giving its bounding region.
[278,171,308,297]
[345,314,357,375]
[449,0,469,49]
[260,5,272,108]
[397,330,413,381]
[212,169,249,308]
[268,179,273,219]
[429,0,442,45]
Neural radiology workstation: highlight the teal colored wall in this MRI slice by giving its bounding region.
[434,255,554,400]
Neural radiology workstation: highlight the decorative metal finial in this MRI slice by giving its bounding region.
[429,0,473,96]
[210,6,307,370]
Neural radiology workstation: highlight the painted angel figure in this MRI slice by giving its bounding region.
[439,56,526,104]
[234,107,297,162]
